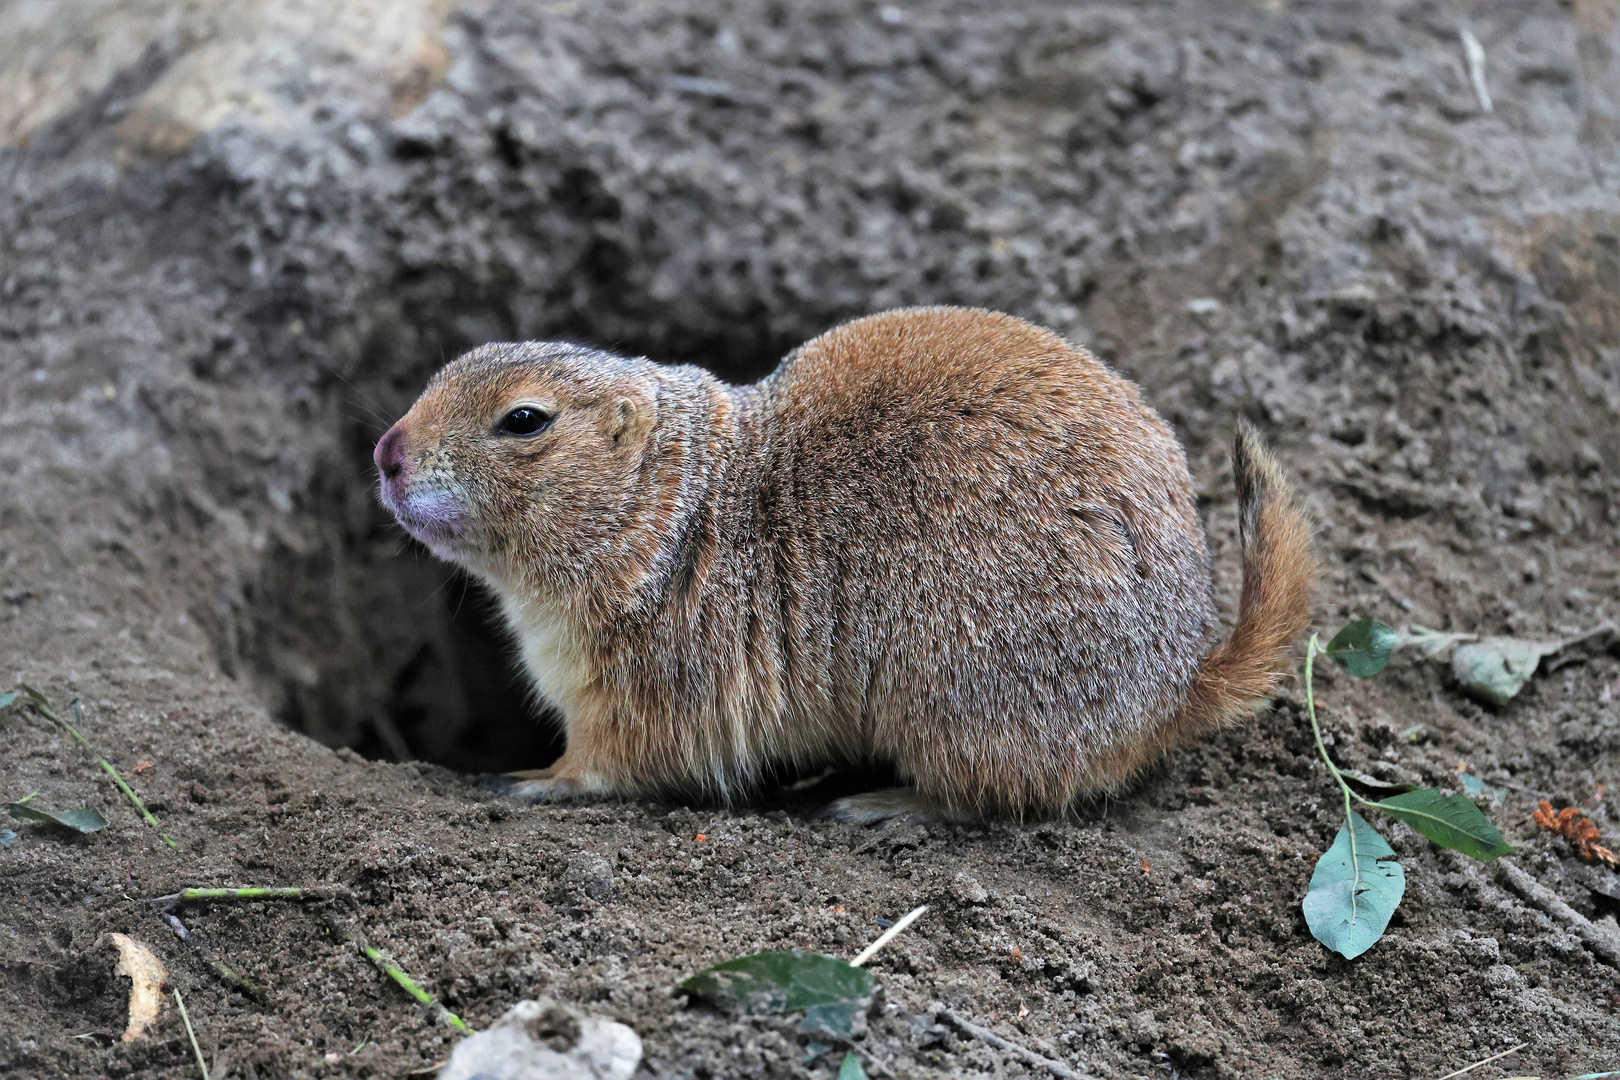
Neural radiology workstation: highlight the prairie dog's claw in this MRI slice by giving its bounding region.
[481,769,612,804]
[816,788,976,826]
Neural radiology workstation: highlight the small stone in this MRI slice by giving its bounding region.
[438,998,641,1080]
[951,871,989,905]
[565,852,614,902]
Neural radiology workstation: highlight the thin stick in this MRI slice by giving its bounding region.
[1498,858,1620,968]
[1460,29,1492,113]
[18,688,176,848]
[1435,1041,1525,1080]
[937,1009,1087,1080]
[323,913,470,1033]
[173,989,210,1080]
[851,905,927,967]
[159,913,266,1001]
[150,886,353,913]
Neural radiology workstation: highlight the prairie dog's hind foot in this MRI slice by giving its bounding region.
[478,764,617,804]
[815,787,980,827]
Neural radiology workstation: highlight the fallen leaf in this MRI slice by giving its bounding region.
[1452,637,1555,705]
[694,833,707,842]
[680,951,875,1038]
[1336,767,1417,793]
[0,690,16,709]
[1009,946,1022,963]
[133,760,154,776]
[1459,773,1505,810]
[5,801,108,833]
[1534,800,1618,867]
[108,933,166,1041]
[1302,811,1405,960]
[0,829,16,849]
[1397,626,1476,657]
[1018,1001,1030,1018]
[1139,858,1151,875]
[1451,622,1615,706]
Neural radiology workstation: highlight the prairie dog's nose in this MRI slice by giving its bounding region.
[375,423,408,481]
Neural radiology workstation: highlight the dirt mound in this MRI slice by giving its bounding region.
[2,1,1619,1076]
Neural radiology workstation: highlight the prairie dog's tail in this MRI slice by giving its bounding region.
[1176,420,1317,737]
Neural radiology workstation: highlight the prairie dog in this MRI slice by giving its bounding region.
[375,307,1315,820]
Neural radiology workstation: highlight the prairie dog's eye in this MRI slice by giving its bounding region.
[497,407,552,437]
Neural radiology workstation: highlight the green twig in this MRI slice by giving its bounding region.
[173,989,210,1080]
[159,912,267,1001]
[149,886,354,913]
[17,686,177,848]
[323,913,470,1034]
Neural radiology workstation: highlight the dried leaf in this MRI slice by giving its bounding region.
[108,933,166,1041]
[1534,800,1618,867]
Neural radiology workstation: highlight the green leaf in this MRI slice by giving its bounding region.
[680,951,876,1039]
[0,690,17,709]
[5,802,108,833]
[1374,788,1512,861]
[838,1052,869,1080]
[1458,773,1505,810]
[1325,620,1399,677]
[1451,637,1553,705]
[1302,811,1405,959]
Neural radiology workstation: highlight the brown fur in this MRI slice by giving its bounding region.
[375,307,1316,817]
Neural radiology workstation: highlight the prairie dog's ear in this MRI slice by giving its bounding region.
[607,394,654,449]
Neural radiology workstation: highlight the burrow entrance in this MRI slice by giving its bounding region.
[240,283,800,775]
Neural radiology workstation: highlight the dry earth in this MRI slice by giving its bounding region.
[3,1,1620,1077]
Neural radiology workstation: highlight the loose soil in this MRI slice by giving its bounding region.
[3,1,1620,1077]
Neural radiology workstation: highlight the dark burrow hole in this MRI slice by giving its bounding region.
[244,299,806,776]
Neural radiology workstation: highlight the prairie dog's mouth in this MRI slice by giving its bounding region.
[379,481,469,556]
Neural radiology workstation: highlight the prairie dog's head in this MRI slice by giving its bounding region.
[375,342,658,587]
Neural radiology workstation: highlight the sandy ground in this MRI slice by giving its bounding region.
[3,1,1620,1076]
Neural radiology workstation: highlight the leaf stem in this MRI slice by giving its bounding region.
[1302,641,1380,812]
[1306,634,1374,924]
[20,688,177,848]
[149,886,353,912]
